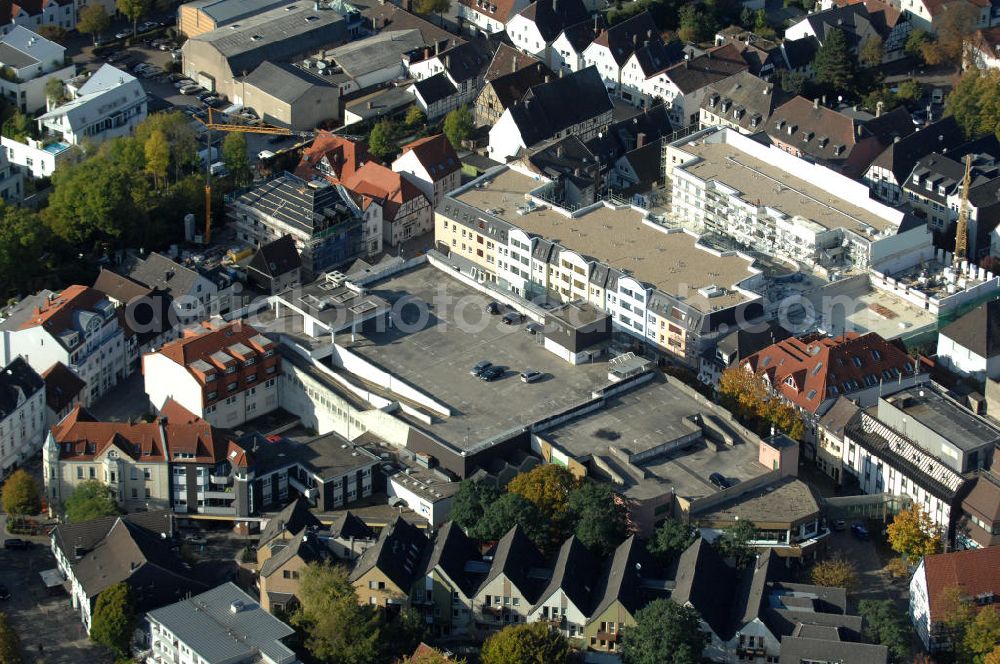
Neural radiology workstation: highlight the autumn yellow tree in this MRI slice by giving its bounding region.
[886,505,942,561]
[718,366,805,439]
[963,606,1000,664]
[144,129,169,190]
[984,644,1000,664]
[810,556,858,592]
[507,464,578,525]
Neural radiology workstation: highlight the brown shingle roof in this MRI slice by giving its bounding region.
[42,362,86,414]
[661,43,748,94]
[343,161,430,222]
[484,42,543,81]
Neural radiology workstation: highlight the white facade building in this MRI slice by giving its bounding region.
[0,27,75,113]
[0,357,45,477]
[387,467,458,526]
[2,135,78,178]
[0,286,129,407]
[37,64,146,147]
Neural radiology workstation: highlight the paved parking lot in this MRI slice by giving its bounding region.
[0,545,113,664]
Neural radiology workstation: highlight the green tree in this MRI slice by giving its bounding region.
[404,105,425,128]
[886,505,941,561]
[292,561,382,664]
[963,607,1000,664]
[858,599,910,663]
[568,480,628,557]
[135,111,199,180]
[905,28,931,61]
[648,518,696,565]
[946,69,1000,140]
[45,76,64,105]
[77,4,111,46]
[442,106,472,150]
[480,623,573,664]
[144,129,169,190]
[1,469,39,517]
[0,205,51,297]
[378,609,426,663]
[36,25,67,43]
[476,493,546,544]
[859,35,885,67]
[715,519,756,569]
[0,612,21,664]
[221,132,250,186]
[450,480,500,535]
[813,27,855,93]
[809,556,858,592]
[63,480,120,523]
[2,111,32,143]
[90,583,135,658]
[412,0,450,24]
[45,157,135,245]
[678,4,711,43]
[368,120,397,160]
[116,0,149,38]
[896,79,922,104]
[620,599,708,664]
[779,70,809,95]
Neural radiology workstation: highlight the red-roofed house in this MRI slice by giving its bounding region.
[142,321,280,428]
[43,399,253,517]
[0,285,130,407]
[294,132,370,185]
[392,134,462,207]
[344,161,433,247]
[742,331,927,430]
[910,546,1000,650]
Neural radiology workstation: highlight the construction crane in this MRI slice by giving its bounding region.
[953,154,973,269]
[195,107,292,245]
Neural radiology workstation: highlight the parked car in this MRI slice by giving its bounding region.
[3,538,28,550]
[709,472,730,489]
[186,536,208,546]
[520,370,543,383]
[115,30,130,39]
[479,366,504,381]
[470,360,492,376]
[502,311,524,325]
[833,520,846,531]
[180,85,202,95]
[174,79,194,89]
[168,72,185,82]
[486,301,500,315]
[196,91,214,101]
[525,322,543,335]
[850,522,870,539]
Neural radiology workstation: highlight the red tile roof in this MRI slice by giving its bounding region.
[343,161,430,222]
[398,133,461,183]
[834,0,904,26]
[153,321,274,380]
[18,285,107,334]
[742,332,918,414]
[294,132,369,184]
[924,547,1000,623]
[457,0,523,23]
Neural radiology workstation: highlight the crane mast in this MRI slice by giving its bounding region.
[953,154,973,269]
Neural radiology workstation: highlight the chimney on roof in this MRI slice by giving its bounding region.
[556,144,564,158]
[435,41,441,55]
[876,100,884,117]
[821,95,827,106]
[813,97,819,109]
[857,124,863,137]
[444,54,450,69]
[647,29,653,39]
[553,0,558,11]
[545,73,552,83]
[423,47,430,60]
[637,132,646,148]
[559,67,564,77]
[894,135,901,143]
[633,33,639,48]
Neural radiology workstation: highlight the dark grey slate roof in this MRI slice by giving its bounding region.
[259,527,330,578]
[531,535,600,614]
[259,498,322,547]
[781,36,819,69]
[415,72,457,105]
[417,521,481,597]
[478,525,545,603]
[329,510,375,542]
[349,516,427,590]
[779,636,888,664]
[868,116,964,183]
[671,537,735,637]
[0,357,43,420]
[559,19,599,52]
[517,0,590,43]
[248,234,302,279]
[243,61,331,104]
[437,39,492,84]
[587,535,648,619]
[125,252,201,298]
[509,66,612,148]
[941,298,1000,359]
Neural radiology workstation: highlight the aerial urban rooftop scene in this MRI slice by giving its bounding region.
[0,0,999,661]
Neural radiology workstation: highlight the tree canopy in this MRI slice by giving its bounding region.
[64,480,120,523]
[813,28,855,94]
[648,518,696,565]
[507,464,578,526]
[620,599,708,664]
[717,366,805,439]
[480,623,573,664]
[368,120,398,160]
[76,4,110,45]
[715,520,757,568]
[1,469,40,517]
[116,0,149,37]
[475,492,546,543]
[809,556,858,592]
[0,612,21,664]
[946,69,1000,140]
[886,505,941,561]
[568,480,629,557]
[859,35,884,67]
[442,106,473,150]
[450,480,500,534]
[858,599,912,663]
[222,133,251,186]
[90,582,135,658]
